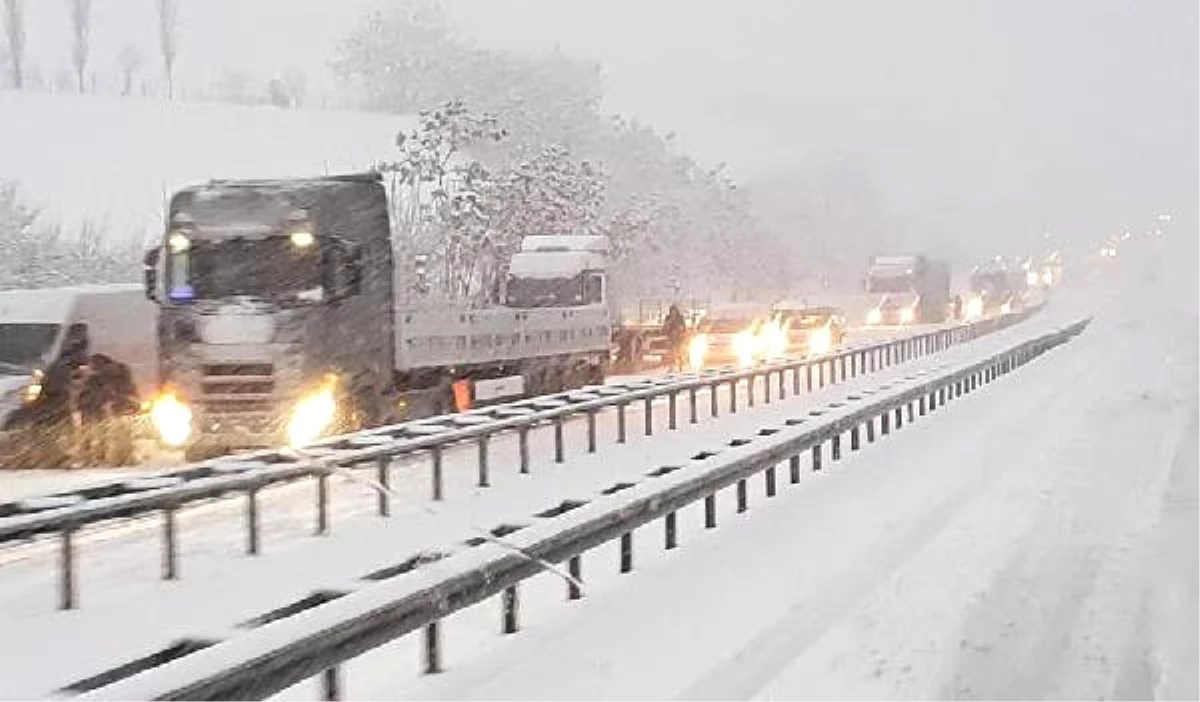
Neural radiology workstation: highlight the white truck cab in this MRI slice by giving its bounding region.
[0,284,157,426]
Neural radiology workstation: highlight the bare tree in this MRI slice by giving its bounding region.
[2,0,23,89]
[118,43,141,96]
[67,0,91,93]
[157,0,178,99]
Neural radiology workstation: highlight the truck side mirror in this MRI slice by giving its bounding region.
[143,247,161,303]
[327,238,363,300]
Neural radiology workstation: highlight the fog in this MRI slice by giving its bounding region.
[9,0,1197,260]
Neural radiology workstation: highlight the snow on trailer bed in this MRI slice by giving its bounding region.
[0,307,1054,698]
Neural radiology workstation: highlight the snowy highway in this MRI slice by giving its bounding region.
[0,255,1193,701]
[366,257,1197,700]
[0,322,955,697]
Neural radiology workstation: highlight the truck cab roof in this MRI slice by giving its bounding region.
[0,284,144,324]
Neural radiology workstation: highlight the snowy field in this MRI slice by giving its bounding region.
[0,93,408,241]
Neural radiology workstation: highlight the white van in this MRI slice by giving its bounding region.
[0,284,157,426]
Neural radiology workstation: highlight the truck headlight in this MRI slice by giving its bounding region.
[866,308,882,326]
[808,325,833,356]
[150,390,192,448]
[287,376,338,448]
[688,334,709,372]
[732,329,758,369]
[965,296,984,320]
[23,368,44,404]
[899,306,916,324]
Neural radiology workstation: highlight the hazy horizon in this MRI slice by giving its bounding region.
[7,0,1197,243]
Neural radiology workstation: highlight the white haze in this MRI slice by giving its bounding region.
[10,0,1197,256]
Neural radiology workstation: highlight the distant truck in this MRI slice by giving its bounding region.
[0,284,157,433]
[966,258,1027,319]
[142,174,613,460]
[863,254,952,325]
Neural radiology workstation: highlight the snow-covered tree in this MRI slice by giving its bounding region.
[157,0,178,99]
[118,43,141,96]
[3,0,23,89]
[332,0,601,151]
[0,182,140,289]
[67,0,91,93]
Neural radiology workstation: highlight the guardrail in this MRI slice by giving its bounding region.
[70,316,1090,701]
[0,309,1038,612]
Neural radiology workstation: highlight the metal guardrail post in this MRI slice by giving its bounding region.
[644,397,654,436]
[705,494,717,528]
[812,443,823,471]
[689,387,698,424]
[586,410,597,453]
[736,479,748,513]
[376,457,390,517]
[619,532,633,573]
[518,427,530,474]
[60,527,77,610]
[919,395,927,416]
[617,403,627,443]
[477,436,490,488]
[316,474,330,535]
[554,417,565,463]
[431,446,444,501]
[162,506,178,580]
[502,585,519,634]
[832,434,842,461]
[866,416,876,443]
[851,425,861,451]
[568,556,582,600]
[668,392,678,429]
[790,454,801,483]
[320,667,340,702]
[747,374,756,407]
[765,464,777,496]
[665,511,678,550]
[246,489,260,555]
[709,383,719,418]
[423,621,441,674]
[729,379,738,414]
[792,366,801,395]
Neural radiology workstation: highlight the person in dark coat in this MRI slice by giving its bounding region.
[0,324,91,469]
[662,304,688,372]
[77,353,140,466]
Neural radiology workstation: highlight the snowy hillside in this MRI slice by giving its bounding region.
[0,93,412,243]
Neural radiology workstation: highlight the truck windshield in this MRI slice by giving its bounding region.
[866,275,914,294]
[0,323,58,373]
[167,235,323,304]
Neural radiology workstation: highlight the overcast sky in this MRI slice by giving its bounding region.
[14,0,1197,235]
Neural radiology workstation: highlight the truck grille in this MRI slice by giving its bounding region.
[199,363,275,415]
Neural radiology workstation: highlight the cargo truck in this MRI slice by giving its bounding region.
[142,173,612,460]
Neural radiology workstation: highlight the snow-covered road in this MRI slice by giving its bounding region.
[0,323,965,698]
[372,265,1196,699]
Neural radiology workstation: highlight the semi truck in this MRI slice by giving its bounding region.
[966,258,1027,319]
[142,173,612,460]
[863,254,952,325]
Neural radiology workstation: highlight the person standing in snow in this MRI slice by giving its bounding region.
[662,304,688,372]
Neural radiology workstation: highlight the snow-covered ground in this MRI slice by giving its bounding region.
[0,320,1016,698]
[360,243,1197,700]
[0,93,408,241]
